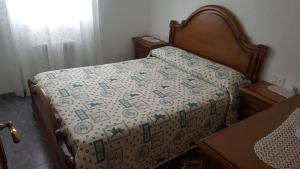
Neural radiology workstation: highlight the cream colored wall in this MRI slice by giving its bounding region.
[100,0,150,63]
[148,0,300,90]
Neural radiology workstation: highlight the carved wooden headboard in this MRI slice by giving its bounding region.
[169,5,268,82]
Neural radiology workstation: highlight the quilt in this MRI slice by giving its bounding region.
[34,47,249,169]
[151,46,251,125]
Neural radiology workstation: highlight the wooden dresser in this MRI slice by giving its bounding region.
[132,36,168,59]
[241,81,286,118]
[198,95,300,169]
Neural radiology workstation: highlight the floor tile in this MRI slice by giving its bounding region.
[0,95,54,169]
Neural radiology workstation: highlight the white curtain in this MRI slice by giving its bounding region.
[0,0,103,96]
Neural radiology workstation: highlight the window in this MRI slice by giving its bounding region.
[6,0,93,29]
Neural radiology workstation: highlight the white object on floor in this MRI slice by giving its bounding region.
[268,85,293,98]
[142,36,161,43]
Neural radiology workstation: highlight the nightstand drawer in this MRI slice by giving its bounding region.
[134,43,150,59]
[243,95,270,117]
[241,81,287,119]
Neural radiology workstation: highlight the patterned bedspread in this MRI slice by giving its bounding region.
[34,46,250,169]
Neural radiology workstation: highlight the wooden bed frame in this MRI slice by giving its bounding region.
[28,5,268,169]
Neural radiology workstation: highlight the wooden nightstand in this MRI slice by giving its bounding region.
[241,81,287,118]
[132,36,168,59]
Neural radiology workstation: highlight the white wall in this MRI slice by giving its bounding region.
[148,0,300,90]
[100,0,150,63]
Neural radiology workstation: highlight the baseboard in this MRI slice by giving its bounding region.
[0,92,15,98]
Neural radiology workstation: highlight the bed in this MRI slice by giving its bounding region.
[28,5,268,169]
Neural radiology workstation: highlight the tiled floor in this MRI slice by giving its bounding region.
[0,94,54,169]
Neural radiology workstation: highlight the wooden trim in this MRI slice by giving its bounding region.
[241,81,286,104]
[241,88,275,105]
[28,80,75,169]
[169,5,268,82]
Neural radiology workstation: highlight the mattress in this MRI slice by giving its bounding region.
[34,46,250,169]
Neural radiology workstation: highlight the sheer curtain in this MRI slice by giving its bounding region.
[0,0,102,96]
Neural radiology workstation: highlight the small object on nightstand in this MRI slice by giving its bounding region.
[241,81,287,118]
[267,85,293,98]
[142,36,161,43]
[132,36,168,59]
